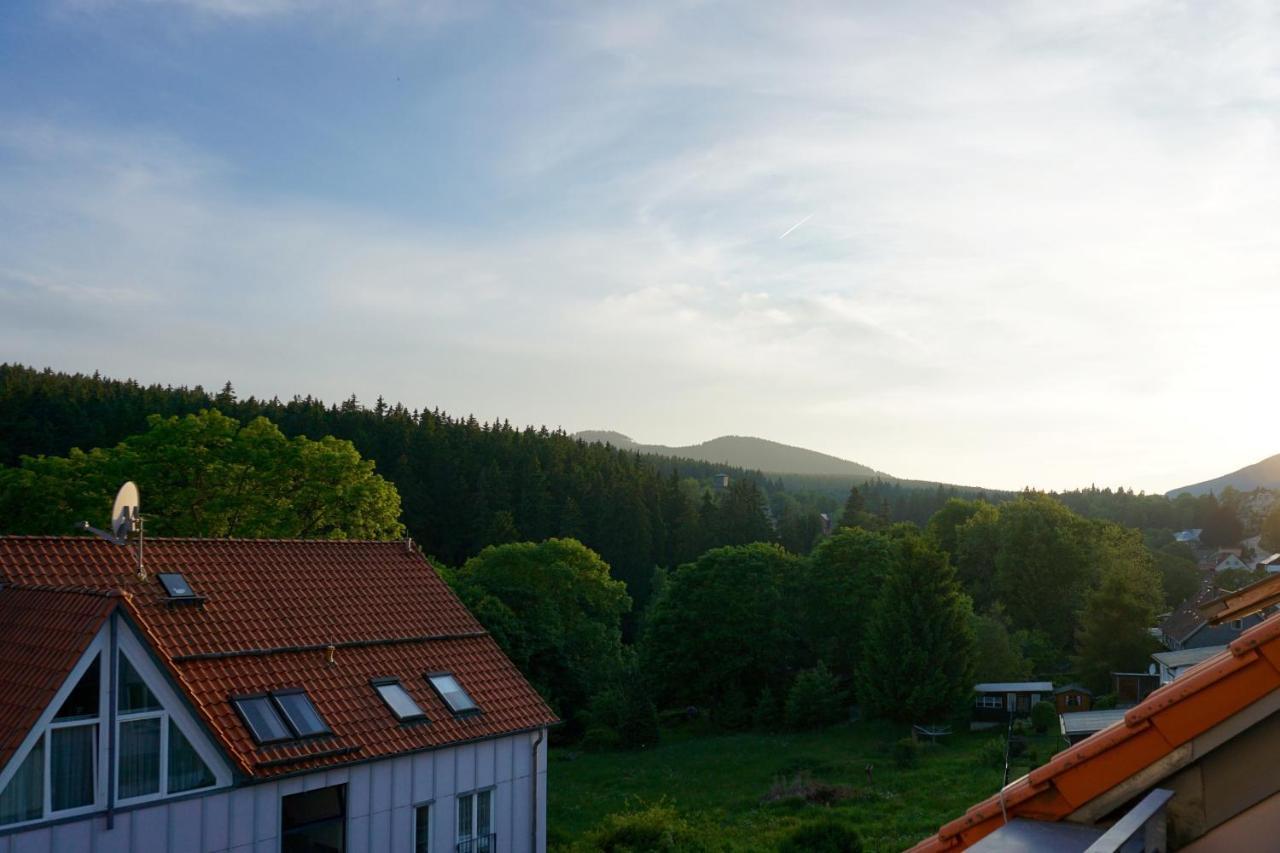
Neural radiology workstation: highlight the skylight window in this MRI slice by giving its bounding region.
[233,696,291,744]
[426,673,478,715]
[157,573,196,598]
[272,690,330,737]
[373,680,427,721]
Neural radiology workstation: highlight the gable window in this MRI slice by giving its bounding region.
[456,789,493,853]
[0,653,102,827]
[427,673,478,715]
[1066,694,1083,708]
[282,784,346,853]
[116,652,216,803]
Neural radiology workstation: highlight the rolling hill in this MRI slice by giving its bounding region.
[1167,453,1280,497]
[574,431,889,479]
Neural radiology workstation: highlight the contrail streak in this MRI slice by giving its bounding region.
[778,212,814,239]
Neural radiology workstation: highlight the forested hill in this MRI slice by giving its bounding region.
[575,431,887,479]
[1167,453,1280,497]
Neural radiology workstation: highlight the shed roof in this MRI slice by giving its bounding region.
[973,682,1054,693]
[1151,646,1226,669]
[910,610,1280,850]
[0,536,558,779]
[1059,710,1126,736]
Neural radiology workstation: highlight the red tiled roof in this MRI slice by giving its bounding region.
[0,586,118,772]
[909,612,1280,851]
[0,536,558,779]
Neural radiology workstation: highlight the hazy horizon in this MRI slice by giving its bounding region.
[5,2,1280,493]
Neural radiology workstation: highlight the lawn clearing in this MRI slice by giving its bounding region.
[548,721,1017,851]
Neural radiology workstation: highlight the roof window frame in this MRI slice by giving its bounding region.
[230,693,294,746]
[269,688,332,739]
[370,677,430,724]
[424,672,480,717]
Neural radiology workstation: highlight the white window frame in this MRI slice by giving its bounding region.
[113,635,223,807]
[414,799,433,853]
[976,695,1002,709]
[0,633,108,830]
[456,787,495,849]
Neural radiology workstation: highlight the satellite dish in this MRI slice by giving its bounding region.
[111,481,140,542]
[75,480,146,578]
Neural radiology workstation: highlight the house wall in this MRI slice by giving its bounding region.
[0,730,548,853]
[1054,691,1092,714]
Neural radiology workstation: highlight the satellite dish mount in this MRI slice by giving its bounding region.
[76,481,146,579]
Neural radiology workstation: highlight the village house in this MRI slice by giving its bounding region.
[971,682,1053,726]
[0,536,557,853]
[1158,584,1267,651]
[912,573,1280,851]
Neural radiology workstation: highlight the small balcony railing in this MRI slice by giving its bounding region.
[456,833,496,853]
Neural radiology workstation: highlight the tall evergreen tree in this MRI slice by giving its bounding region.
[858,532,975,722]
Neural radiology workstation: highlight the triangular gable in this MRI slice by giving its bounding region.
[0,608,232,830]
[0,587,117,775]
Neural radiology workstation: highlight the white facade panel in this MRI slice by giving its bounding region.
[0,729,547,853]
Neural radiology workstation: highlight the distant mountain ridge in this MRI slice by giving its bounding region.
[1168,453,1280,497]
[574,431,890,479]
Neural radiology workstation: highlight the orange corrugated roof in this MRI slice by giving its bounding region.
[0,536,558,779]
[909,611,1280,851]
[0,586,118,772]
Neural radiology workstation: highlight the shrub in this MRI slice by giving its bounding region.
[581,725,621,753]
[977,737,1006,769]
[1030,701,1057,734]
[785,662,844,730]
[762,772,855,806]
[893,736,921,769]
[580,801,705,852]
[753,686,781,730]
[1093,693,1118,711]
[778,818,863,853]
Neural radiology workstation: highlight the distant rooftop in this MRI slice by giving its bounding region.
[973,681,1054,693]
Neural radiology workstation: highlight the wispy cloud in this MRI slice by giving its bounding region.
[6,1,1280,490]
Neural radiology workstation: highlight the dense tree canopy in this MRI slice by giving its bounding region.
[1073,542,1163,692]
[0,409,404,538]
[640,543,802,710]
[450,538,630,725]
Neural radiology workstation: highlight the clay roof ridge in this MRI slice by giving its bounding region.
[2,582,123,599]
[0,534,414,546]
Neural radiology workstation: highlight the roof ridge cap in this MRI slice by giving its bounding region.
[3,582,123,598]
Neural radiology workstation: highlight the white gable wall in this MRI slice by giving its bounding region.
[0,731,548,853]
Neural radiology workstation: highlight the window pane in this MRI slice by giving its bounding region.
[415,804,431,853]
[235,696,291,743]
[51,724,96,810]
[281,785,346,853]
[457,793,473,841]
[56,656,100,720]
[168,719,215,793]
[118,717,160,799]
[429,674,477,714]
[477,789,491,835]
[376,682,425,720]
[274,691,328,737]
[118,656,161,714]
[282,785,344,829]
[0,739,43,825]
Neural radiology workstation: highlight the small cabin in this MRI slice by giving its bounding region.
[1053,684,1093,713]
[1113,671,1161,706]
[972,681,1053,725]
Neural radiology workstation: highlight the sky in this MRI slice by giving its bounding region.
[2,0,1280,493]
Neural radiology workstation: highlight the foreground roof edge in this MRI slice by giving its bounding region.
[909,610,1280,851]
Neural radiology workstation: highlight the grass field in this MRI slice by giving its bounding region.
[546,721,1056,851]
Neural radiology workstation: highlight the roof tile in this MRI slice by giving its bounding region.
[0,536,558,779]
